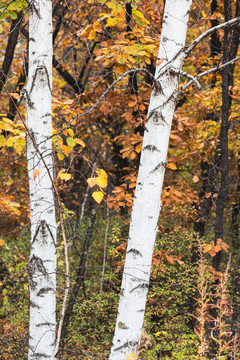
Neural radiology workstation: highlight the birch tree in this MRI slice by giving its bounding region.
[23,1,57,359]
[109,1,192,358]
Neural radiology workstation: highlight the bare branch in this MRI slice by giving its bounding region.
[177,55,240,96]
[185,16,240,55]
[51,68,156,137]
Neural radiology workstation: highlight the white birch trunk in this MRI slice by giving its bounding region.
[109,1,192,358]
[24,1,57,359]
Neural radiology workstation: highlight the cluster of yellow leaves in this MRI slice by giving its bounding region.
[0,195,21,217]
[126,354,137,360]
[87,169,108,204]
[54,132,85,160]
[0,117,25,153]
[57,169,72,182]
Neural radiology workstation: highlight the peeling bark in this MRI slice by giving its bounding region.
[109,1,192,358]
[24,1,57,359]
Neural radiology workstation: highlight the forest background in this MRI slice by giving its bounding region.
[0,0,240,359]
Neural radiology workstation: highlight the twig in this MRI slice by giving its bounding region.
[100,206,110,292]
[54,210,70,358]
[50,68,157,137]
[177,55,240,95]
[79,161,96,223]
[185,16,240,55]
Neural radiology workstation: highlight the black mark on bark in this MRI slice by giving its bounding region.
[127,248,143,257]
[150,162,167,173]
[26,255,48,290]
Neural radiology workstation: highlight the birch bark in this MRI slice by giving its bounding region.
[109,1,192,358]
[24,1,57,359]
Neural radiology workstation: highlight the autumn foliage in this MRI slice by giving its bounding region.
[0,0,240,359]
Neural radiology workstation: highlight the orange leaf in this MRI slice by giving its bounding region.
[157,58,164,66]
[139,104,145,111]
[9,92,20,100]
[221,242,229,252]
[61,144,71,156]
[193,175,199,183]
[0,239,5,246]
[205,192,211,198]
[33,169,42,181]
[92,191,104,204]
[128,101,136,107]
[167,162,177,170]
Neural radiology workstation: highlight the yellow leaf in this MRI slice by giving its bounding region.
[0,135,5,146]
[107,16,118,27]
[0,239,5,246]
[89,29,96,40]
[92,191,104,204]
[167,162,177,170]
[193,175,199,183]
[95,169,108,188]
[87,177,96,188]
[33,169,42,181]
[59,173,72,181]
[135,143,142,153]
[126,353,137,360]
[68,128,74,137]
[75,138,86,147]
[57,152,64,160]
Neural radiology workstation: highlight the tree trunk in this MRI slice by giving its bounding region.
[109,1,192,358]
[24,1,57,359]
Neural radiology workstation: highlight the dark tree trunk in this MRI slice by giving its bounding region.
[0,12,23,92]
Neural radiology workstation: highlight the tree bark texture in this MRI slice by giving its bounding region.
[109,1,192,358]
[0,12,23,92]
[24,1,57,359]
[213,0,239,271]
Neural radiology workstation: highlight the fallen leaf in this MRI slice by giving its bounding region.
[33,169,42,181]
[0,239,5,246]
